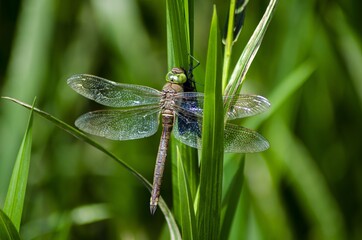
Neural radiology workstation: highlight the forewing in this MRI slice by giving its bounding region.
[67,74,161,107]
[175,92,270,120]
[225,94,270,119]
[75,106,160,140]
[224,124,269,152]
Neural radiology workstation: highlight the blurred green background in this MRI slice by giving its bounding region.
[1,0,362,239]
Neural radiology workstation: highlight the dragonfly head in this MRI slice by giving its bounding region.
[166,67,187,84]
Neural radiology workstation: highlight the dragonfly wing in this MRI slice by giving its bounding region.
[175,92,270,120]
[174,103,269,152]
[173,110,202,149]
[225,94,270,119]
[224,123,269,152]
[67,74,161,107]
[75,106,160,140]
[174,92,204,119]
[173,92,269,152]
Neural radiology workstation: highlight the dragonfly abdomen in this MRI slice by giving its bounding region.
[150,82,183,214]
[150,114,174,214]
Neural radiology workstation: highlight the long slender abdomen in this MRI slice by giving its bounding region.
[150,114,173,214]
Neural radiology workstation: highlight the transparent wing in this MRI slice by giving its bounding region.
[225,94,270,119]
[75,106,160,140]
[174,92,270,119]
[173,109,269,153]
[67,74,161,107]
[223,124,269,152]
[173,110,202,149]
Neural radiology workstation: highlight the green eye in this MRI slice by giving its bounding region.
[165,68,187,84]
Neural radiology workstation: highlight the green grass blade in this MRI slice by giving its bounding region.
[1,97,182,240]
[166,0,190,68]
[220,155,245,239]
[177,143,199,200]
[3,98,35,231]
[222,0,248,45]
[0,209,21,240]
[221,0,236,91]
[186,0,194,58]
[171,138,199,224]
[167,0,199,228]
[197,7,223,239]
[224,0,278,110]
[176,147,197,240]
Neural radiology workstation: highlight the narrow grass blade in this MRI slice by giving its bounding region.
[222,0,249,90]
[185,0,195,59]
[224,0,279,110]
[220,155,245,239]
[177,143,199,200]
[197,7,223,239]
[176,147,197,240]
[167,0,199,228]
[0,209,21,240]
[171,138,199,224]
[1,97,181,240]
[3,98,35,230]
[221,0,236,91]
[166,0,190,68]
[222,0,248,45]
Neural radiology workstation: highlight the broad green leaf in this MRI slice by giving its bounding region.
[0,209,21,240]
[176,147,197,240]
[3,98,35,231]
[1,97,181,240]
[197,7,223,240]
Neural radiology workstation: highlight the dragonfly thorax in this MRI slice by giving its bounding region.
[160,82,183,117]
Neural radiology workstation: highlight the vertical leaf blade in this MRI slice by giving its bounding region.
[197,6,223,239]
[0,209,21,240]
[3,99,35,231]
[220,155,245,239]
[167,0,199,230]
[224,0,279,111]
[176,147,197,240]
[166,0,190,68]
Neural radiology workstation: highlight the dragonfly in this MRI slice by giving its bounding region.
[67,67,270,214]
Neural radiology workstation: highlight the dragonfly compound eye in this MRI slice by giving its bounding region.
[166,68,187,84]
